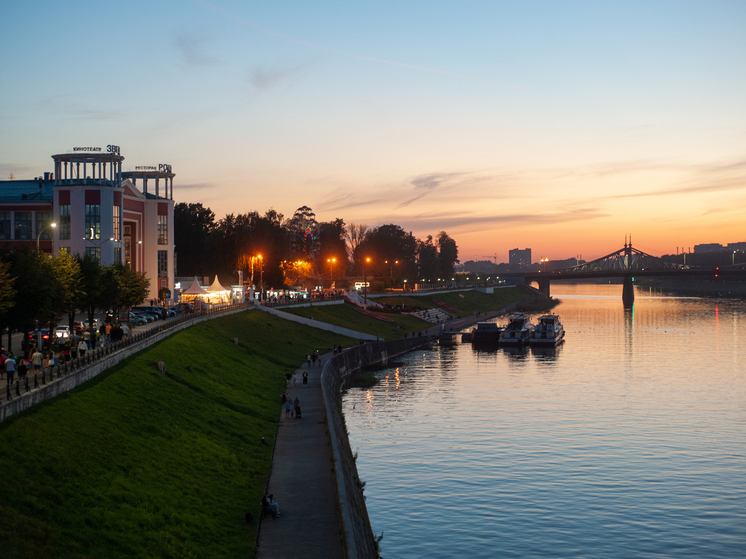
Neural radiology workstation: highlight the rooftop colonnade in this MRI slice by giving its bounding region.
[0,145,175,301]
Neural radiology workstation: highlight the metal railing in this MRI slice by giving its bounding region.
[1,301,251,404]
[261,294,344,308]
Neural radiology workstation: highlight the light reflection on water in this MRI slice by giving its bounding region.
[342,285,746,558]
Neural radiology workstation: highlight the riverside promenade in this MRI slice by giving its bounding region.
[256,303,519,558]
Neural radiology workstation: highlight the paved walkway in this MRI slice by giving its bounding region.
[256,305,518,558]
[256,353,344,559]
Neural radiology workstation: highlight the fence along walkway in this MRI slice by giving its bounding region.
[0,302,252,421]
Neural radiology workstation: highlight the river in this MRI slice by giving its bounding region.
[341,284,745,558]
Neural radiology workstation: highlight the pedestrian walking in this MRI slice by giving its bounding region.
[17,355,28,381]
[293,396,302,419]
[302,370,308,387]
[4,353,16,385]
[307,353,311,366]
[284,400,291,418]
[292,372,297,386]
[78,339,88,357]
[31,347,42,376]
[285,372,291,387]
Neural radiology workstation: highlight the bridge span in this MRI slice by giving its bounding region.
[500,242,746,306]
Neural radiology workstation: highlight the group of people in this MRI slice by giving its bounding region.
[306,350,322,367]
[1,346,47,386]
[281,392,302,419]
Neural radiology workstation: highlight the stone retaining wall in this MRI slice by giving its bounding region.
[321,337,432,559]
[0,307,250,422]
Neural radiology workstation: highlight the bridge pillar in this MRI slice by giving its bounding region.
[622,276,634,307]
[536,277,550,297]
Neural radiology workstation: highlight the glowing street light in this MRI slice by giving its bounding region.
[37,222,57,252]
[541,257,549,273]
[364,257,371,307]
[327,257,337,286]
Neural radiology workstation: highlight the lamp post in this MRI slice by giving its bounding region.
[327,257,336,288]
[541,257,549,273]
[733,251,737,266]
[37,222,57,252]
[258,254,263,301]
[364,257,370,307]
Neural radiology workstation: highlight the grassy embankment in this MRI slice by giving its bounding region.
[0,310,356,559]
[285,286,527,339]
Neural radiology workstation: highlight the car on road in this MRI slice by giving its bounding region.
[55,326,71,339]
[72,321,84,334]
[27,329,53,348]
[82,318,99,331]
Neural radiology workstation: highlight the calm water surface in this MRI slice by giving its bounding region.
[342,285,745,558]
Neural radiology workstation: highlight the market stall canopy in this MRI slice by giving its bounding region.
[182,277,208,295]
[207,276,230,293]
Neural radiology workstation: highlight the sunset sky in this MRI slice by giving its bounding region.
[2,0,744,263]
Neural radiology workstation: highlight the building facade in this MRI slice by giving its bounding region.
[0,146,175,301]
[509,248,532,266]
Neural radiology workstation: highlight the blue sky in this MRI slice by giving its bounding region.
[2,0,745,261]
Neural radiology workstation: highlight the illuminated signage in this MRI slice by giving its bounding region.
[73,147,102,152]
[71,144,120,155]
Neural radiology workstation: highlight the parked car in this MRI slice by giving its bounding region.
[129,312,148,326]
[55,326,71,339]
[169,305,181,314]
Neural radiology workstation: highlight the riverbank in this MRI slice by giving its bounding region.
[0,311,355,558]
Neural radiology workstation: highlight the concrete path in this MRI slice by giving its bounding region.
[257,353,345,559]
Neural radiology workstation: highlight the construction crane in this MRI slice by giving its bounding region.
[483,253,498,264]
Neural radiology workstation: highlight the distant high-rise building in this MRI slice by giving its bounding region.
[694,243,725,253]
[727,242,746,252]
[509,248,532,266]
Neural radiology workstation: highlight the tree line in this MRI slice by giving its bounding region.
[175,203,459,291]
[0,249,150,351]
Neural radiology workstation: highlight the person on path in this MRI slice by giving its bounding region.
[284,400,291,418]
[294,396,302,419]
[311,352,316,367]
[4,353,16,385]
[265,494,280,516]
[285,372,291,387]
[292,372,297,386]
[17,355,28,381]
[306,353,311,366]
[42,352,50,373]
[31,347,42,376]
[302,370,308,387]
[78,339,89,357]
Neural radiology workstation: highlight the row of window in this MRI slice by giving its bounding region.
[0,208,167,244]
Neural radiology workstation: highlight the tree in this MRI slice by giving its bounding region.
[114,264,150,309]
[174,202,216,277]
[417,235,439,282]
[437,231,459,279]
[345,223,368,261]
[77,254,104,340]
[51,250,84,331]
[0,260,16,348]
[317,218,349,282]
[354,224,418,285]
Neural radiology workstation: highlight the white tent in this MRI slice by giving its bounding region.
[182,277,208,296]
[207,276,229,293]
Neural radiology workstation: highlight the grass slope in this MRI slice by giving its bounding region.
[375,287,526,318]
[284,288,527,340]
[0,310,355,559]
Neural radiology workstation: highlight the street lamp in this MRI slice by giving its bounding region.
[541,257,549,273]
[364,257,370,307]
[37,222,57,252]
[733,251,737,266]
[327,257,337,288]
[257,254,263,300]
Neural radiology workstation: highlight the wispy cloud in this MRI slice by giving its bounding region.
[174,30,219,67]
[248,62,304,91]
[398,172,462,208]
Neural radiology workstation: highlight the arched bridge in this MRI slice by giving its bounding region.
[506,242,746,306]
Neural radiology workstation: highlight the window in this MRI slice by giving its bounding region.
[36,212,53,240]
[125,238,132,267]
[158,250,168,278]
[15,212,32,240]
[157,215,168,245]
[113,206,121,240]
[85,204,100,240]
[59,205,71,240]
[0,212,10,240]
[86,246,101,262]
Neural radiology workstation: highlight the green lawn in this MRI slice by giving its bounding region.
[0,310,356,559]
[284,303,430,340]
[375,286,526,318]
[284,287,527,339]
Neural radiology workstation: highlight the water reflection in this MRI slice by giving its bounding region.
[343,284,746,559]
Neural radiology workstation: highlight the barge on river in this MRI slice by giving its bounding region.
[499,314,534,345]
[471,321,503,344]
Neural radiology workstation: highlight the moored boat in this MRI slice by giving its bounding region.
[471,321,503,344]
[499,314,533,344]
[530,314,565,346]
